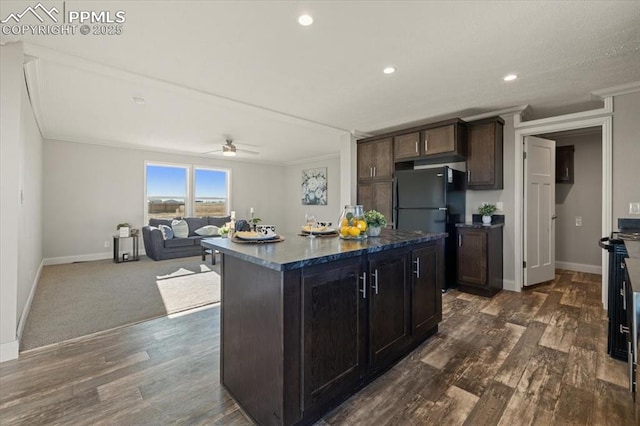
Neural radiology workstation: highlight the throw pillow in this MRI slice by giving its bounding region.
[158,224,174,240]
[195,225,219,236]
[171,219,189,238]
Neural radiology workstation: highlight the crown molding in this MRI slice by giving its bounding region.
[282,153,340,167]
[461,105,530,122]
[591,81,640,99]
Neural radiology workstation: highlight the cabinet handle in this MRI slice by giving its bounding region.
[622,281,627,310]
[458,234,462,247]
[415,141,419,154]
[566,167,569,178]
[425,137,428,152]
[371,269,379,295]
[360,272,367,299]
[413,258,420,278]
[373,166,376,177]
[467,170,470,182]
[621,324,630,334]
[628,341,634,392]
[370,167,373,178]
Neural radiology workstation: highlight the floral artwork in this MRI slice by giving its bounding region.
[302,167,327,205]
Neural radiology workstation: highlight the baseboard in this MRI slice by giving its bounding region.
[0,340,19,363]
[17,259,44,342]
[43,252,112,266]
[556,261,602,275]
[502,279,518,292]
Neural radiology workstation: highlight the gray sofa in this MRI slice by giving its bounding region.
[142,216,230,261]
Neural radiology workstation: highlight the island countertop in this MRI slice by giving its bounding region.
[201,229,447,271]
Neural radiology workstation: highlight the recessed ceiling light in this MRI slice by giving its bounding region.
[133,96,145,104]
[383,66,396,74]
[298,14,313,26]
[503,74,518,82]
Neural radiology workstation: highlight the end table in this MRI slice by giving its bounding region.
[113,234,140,263]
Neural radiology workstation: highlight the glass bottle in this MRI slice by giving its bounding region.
[338,205,367,240]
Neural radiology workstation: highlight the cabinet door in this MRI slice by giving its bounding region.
[423,125,455,155]
[556,145,574,184]
[357,181,393,227]
[357,142,376,180]
[368,250,411,369]
[394,132,421,160]
[467,118,503,190]
[302,261,366,409]
[412,243,442,339]
[372,138,393,179]
[457,229,487,285]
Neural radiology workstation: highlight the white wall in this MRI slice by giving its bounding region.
[612,92,640,225]
[283,156,341,234]
[554,133,602,269]
[42,140,285,261]
[1,43,44,362]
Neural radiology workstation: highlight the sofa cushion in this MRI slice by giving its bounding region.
[207,215,231,227]
[171,219,189,238]
[195,225,219,236]
[163,237,195,248]
[184,217,208,236]
[158,224,174,240]
[149,218,172,227]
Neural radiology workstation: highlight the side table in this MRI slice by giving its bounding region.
[113,234,140,263]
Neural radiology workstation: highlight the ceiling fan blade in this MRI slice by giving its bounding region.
[236,148,260,155]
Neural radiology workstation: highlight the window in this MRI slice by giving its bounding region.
[145,162,230,222]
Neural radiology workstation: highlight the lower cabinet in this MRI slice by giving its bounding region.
[302,260,367,411]
[368,250,411,371]
[301,241,443,420]
[456,225,503,297]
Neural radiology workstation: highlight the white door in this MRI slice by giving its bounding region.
[524,136,556,286]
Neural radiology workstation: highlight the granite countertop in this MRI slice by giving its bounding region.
[455,222,505,229]
[201,229,446,271]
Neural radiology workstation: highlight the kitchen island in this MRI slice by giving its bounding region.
[201,229,446,426]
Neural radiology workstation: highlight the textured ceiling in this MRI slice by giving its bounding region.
[2,1,639,163]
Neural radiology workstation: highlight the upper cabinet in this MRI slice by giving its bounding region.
[393,119,467,164]
[466,116,505,190]
[357,138,393,181]
[556,145,574,184]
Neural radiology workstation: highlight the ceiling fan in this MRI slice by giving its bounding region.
[202,138,260,157]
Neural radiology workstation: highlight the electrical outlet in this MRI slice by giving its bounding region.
[104,240,110,248]
[575,216,582,227]
[630,202,640,215]
[496,202,504,211]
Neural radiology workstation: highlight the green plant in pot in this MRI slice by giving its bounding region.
[478,204,497,224]
[364,210,387,237]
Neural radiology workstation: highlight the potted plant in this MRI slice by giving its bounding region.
[116,222,130,237]
[364,210,387,237]
[478,204,497,224]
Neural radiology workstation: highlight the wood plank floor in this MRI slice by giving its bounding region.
[1,270,638,425]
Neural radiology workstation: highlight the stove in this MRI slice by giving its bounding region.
[600,218,640,361]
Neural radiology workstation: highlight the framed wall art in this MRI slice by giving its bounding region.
[301,167,327,205]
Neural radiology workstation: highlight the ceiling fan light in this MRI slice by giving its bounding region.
[222,151,236,157]
[222,143,236,156]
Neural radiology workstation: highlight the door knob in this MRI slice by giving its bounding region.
[551,215,557,220]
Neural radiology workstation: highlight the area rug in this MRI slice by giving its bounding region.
[20,255,220,351]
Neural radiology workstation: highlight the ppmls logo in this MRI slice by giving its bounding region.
[2,2,125,36]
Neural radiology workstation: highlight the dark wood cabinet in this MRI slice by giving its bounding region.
[556,145,574,184]
[394,132,421,160]
[357,181,393,227]
[411,242,443,340]
[419,121,467,163]
[467,116,504,190]
[368,250,411,370]
[357,138,393,181]
[302,260,366,410]
[456,225,503,297]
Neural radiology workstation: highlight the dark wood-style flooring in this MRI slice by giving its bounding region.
[1,270,638,425]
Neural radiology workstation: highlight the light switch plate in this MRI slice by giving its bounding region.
[496,202,504,211]
[630,202,640,215]
[575,216,582,227]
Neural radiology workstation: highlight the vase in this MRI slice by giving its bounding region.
[366,225,382,237]
[338,205,367,240]
[482,215,492,225]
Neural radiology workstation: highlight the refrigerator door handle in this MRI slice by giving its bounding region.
[438,207,448,211]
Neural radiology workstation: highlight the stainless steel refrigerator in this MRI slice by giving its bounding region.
[394,166,466,290]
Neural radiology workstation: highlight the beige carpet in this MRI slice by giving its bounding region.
[20,255,220,351]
